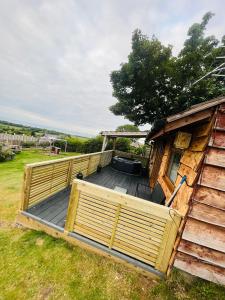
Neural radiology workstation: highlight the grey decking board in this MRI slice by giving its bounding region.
[28,188,70,215]
[41,201,68,223]
[90,166,148,195]
[38,196,68,219]
[27,165,150,228]
[33,197,67,220]
[27,189,70,226]
[85,166,150,199]
[49,207,68,224]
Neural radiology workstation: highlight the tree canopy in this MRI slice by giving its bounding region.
[110,12,225,125]
[116,124,139,132]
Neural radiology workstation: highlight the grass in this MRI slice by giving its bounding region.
[0,149,225,299]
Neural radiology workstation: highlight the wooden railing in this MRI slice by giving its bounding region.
[65,179,182,273]
[21,150,113,210]
[114,150,148,167]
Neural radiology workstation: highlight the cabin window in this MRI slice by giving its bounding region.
[166,149,182,184]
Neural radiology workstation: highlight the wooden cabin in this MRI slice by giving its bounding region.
[147,96,225,285]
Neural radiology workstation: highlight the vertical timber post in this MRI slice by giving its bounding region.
[101,135,108,152]
[20,166,33,211]
[65,182,80,232]
[67,159,74,186]
[113,138,117,151]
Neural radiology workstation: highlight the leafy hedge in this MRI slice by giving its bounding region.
[54,136,131,153]
[0,144,15,162]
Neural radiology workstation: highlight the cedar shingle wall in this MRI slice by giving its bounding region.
[174,104,225,285]
[157,118,211,216]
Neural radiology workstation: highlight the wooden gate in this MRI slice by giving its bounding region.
[65,180,182,273]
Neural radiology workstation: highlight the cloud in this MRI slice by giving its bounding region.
[0,0,224,136]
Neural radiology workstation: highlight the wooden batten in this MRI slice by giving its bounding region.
[177,164,198,186]
[193,186,225,210]
[172,176,193,215]
[174,252,225,285]
[189,135,209,151]
[209,131,225,149]
[189,202,225,228]
[178,240,225,269]
[216,110,225,130]
[164,109,213,134]
[180,150,204,171]
[205,147,225,168]
[199,165,225,192]
[182,218,225,253]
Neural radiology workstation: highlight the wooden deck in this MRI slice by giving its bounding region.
[85,165,150,199]
[27,166,150,229]
[27,188,70,228]
[18,151,182,278]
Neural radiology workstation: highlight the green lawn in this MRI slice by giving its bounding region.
[0,149,225,299]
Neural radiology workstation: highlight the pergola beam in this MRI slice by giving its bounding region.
[100,131,149,138]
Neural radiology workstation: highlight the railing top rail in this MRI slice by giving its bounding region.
[25,150,113,168]
[73,179,182,221]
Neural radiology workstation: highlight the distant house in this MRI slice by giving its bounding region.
[38,134,59,144]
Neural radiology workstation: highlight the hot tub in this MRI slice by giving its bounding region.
[111,156,142,175]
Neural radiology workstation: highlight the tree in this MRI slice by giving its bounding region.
[116,124,139,132]
[110,13,225,125]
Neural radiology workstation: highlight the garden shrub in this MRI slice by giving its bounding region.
[0,144,15,162]
[21,141,36,148]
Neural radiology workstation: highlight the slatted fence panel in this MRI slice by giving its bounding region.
[65,180,182,273]
[101,151,113,167]
[21,151,113,210]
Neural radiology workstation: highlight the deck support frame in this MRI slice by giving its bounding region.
[16,211,163,280]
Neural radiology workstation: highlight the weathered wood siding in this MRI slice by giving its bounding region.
[174,104,225,285]
[156,117,212,216]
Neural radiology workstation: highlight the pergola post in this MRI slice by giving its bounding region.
[101,135,108,152]
[113,138,117,150]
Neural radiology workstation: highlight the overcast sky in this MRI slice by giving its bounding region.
[0,0,224,136]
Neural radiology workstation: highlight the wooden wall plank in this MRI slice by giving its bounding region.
[193,119,214,138]
[205,147,225,168]
[194,186,225,210]
[189,136,209,151]
[209,131,225,148]
[180,150,204,171]
[182,218,225,252]
[216,111,225,130]
[158,176,172,201]
[178,163,198,186]
[149,140,165,188]
[172,177,193,216]
[199,165,225,192]
[178,240,225,268]
[189,202,225,227]
[174,252,225,285]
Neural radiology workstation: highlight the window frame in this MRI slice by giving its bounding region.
[166,148,182,184]
[162,140,183,192]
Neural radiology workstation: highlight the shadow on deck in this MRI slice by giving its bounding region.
[27,165,150,229]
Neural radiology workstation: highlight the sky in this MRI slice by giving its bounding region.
[0,0,224,137]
